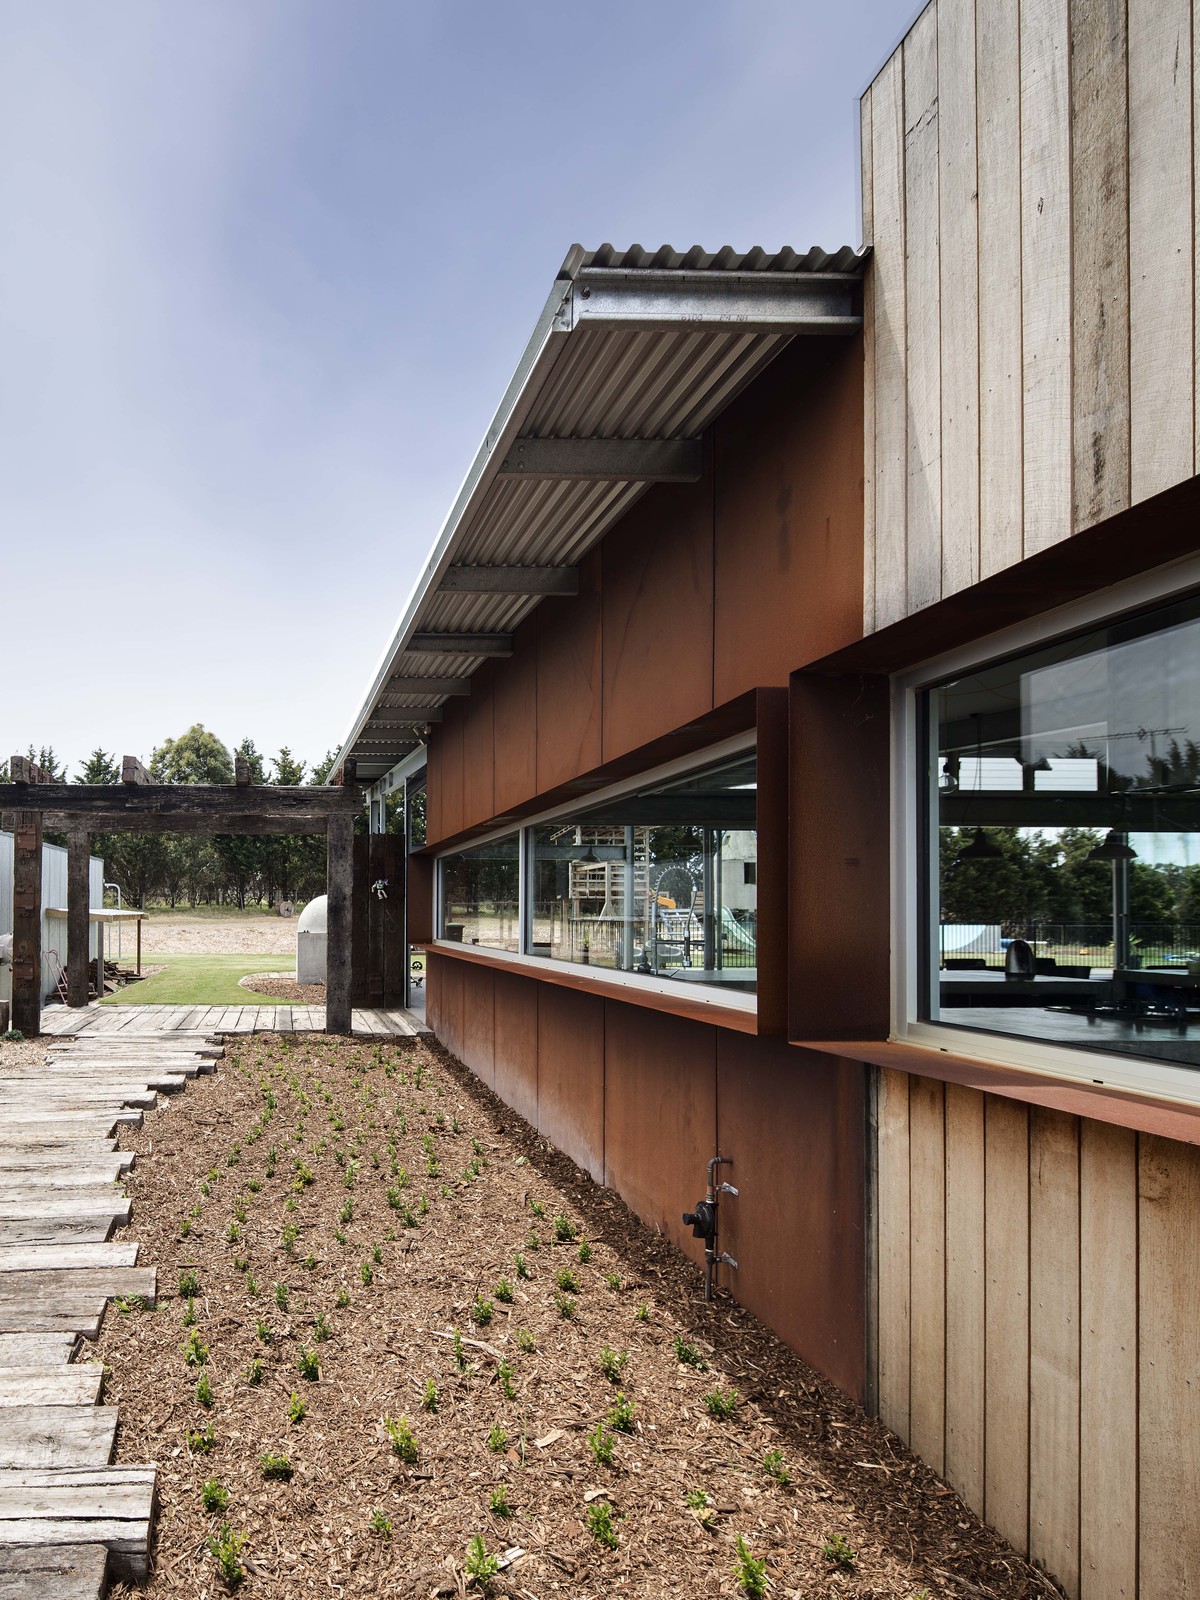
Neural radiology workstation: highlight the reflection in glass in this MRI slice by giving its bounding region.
[927,592,1200,1068]
[528,753,757,995]
[438,834,520,952]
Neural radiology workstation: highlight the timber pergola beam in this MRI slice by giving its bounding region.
[438,565,580,596]
[498,436,701,483]
[1,766,362,1037]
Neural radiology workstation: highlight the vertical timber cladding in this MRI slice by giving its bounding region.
[876,1069,1200,1598]
[861,0,1200,631]
[350,835,406,1008]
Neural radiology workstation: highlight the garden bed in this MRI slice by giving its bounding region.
[101,1036,1058,1599]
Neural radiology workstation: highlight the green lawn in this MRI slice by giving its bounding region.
[102,953,295,1006]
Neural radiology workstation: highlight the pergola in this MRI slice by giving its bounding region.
[0,755,362,1037]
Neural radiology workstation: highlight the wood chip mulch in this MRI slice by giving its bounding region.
[100,1035,1062,1600]
[240,978,328,1004]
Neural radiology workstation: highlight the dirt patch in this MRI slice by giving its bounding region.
[102,1037,1059,1600]
[240,977,327,1004]
[137,915,300,957]
[0,1036,49,1075]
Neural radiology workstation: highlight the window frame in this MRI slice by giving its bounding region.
[432,731,758,1017]
[892,551,1200,1108]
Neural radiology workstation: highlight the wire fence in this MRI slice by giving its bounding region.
[941,923,1200,970]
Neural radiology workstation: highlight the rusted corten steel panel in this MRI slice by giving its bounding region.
[424,732,443,845]
[462,659,495,833]
[428,953,464,1061]
[492,615,538,817]
[755,688,788,1036]
[458,960,496,1090]
[602,1003,717,1268]
[536,547,603,794]
[536,985,605,1182]
[600,455,715,764]
[788,672,891,1041]
[436,707,466,843]
[493,969,539,1127]
[716,1034,867,1402]
[713,336,865,702]
[406,854,434,946]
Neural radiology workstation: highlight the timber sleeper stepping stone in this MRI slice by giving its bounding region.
[0,1464,157,1583]
[0,1243,139,1272]
[0,1367,104,1407]
[0,1406,118,1469]
[0,1541,109,1600]
[0,1197,131,1225]
[0,1267,156,1305]
[0,1335,77,1367]
[0,1221,118,1249]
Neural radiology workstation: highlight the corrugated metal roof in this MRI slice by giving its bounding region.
[337,242,868,782]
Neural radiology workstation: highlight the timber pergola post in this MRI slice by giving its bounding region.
[2,756,363,1037]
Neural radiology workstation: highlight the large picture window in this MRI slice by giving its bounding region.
[433,747,758,1002]
[528,752,757,995]
[438,834,520,953]
[924,591,1200,1070]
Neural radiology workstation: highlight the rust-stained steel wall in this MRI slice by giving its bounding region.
[429,952,867,1399]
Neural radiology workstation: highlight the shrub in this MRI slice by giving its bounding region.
[762,1447,790,1485]
[384,1414,419,1463]
[553,1214,577,1242]
[182,1330,209,1367]
[274,1283,289,1312]
[179,1267,200,1298]
[287,1391,306,1424]
[672,1336,707,1370]
[361,1261,374,1286]
[297,1347,320,1382]
[608,1392,635,1433]
[554,1293,576,1320]
[554,1268,578,1294]
[423,1379,439,1412]
[369,1508,392,1538]
[703,1387,739,1420]
[489,1485,513,1518]
[464,1535,498,1593]
[207,1522,247,1589]
[598,1346,627,1383]
[577,1241,592,1264]
[487,1423,508,1453]
[494,1277,514,1304]
[587,1422,615,1466]
[259,1451,293,1481]
[313,1313,332,1344]
[734,1534,767,1598]
[514,1253,530,1280]
[256,1320,272,1345]
[246,1358,264,1386]
[471,1297,493,1327]
[201,1477,229,1513]
[188,1425,216,1454]
[822,1533,857,1569]
[497,1359,515,1400]
[604,1272,621,1291]
[516,1328,536,1353]
[586,1500,619,1550]
[196,1372,214,1408]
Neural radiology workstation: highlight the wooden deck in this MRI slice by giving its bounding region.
[0,1033,222,1595]
[39,1003,430,1038]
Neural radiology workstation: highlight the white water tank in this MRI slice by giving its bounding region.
[296,896,327,985]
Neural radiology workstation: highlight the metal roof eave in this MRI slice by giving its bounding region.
[335,243,868,780]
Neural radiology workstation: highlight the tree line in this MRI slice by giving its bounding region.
[5,727,346,910]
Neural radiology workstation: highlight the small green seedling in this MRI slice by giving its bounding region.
[686,1488,717,1529]
[489,1485,513,1518]
[225,1222,240,1244]
[423,1378,439,1412]
[287,1391,306,1424]
[464,1534,499,1592]
[182,1330,209,1367]
[577,1241,592,1264]
[471,1297,493,1326]
[361,1260,374,1286]
[182,1297,197,1328]
[703,1387,739,1420]
[822,1533,857,1569]
[188,1424,216,1454]
[586,1500,620,1549]
[195,1372,214,1408]
[497,1358,516,1400]
[516,1328,536,1353]
[587,1421,615,1466]
[554,1293,576,1320]
[201,1477,230,1513]
[384,1414,419,1463]
[487,1422,508,1452]
[762,1448,790,1485]
[246,1275,259,1297]
[233,1255,249,1272]
[635,1302,650,1322]
[525,1230,540,1251]
[604,1271,621,1291]
[494,1277,514,1303]
[256,1319,272,1345]
[259,1451,293,1481]
[514,1253,530,1280]
[336,1288,351,1308]
[339,1199,353,1225]
[554,1268,578,1294]
[297,1347,320,1381]
[313,1313,332,1343]
[179,1267,200,1298]
[303,1253,317,1271]
[274,1283,289,1312]
[734,1534,768,1598]
[453,1328,466,1369]
[369,1508,392,1537]
[607,1392,635,1433]
[528,1198,545,1219]
[553,1214,577,1242]
[246,1358,264,1386]
[672,1336,707,1370]
[207,1522,247,1589]
[599,1346,627,1383]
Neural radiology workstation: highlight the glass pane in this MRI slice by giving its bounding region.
[438,834,520,953]
[528,752,757,995]
[927,591,1200,1070]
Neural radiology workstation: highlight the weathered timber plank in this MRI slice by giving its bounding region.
[0,1199,130,1224]
[983,1096,1031,1554]
[0,1244,137,1272]
[876,1067,911,1437]
[944,1082,985,1513]
[0,1306,107,1339]
[0,1406,117,1468]
[0,1366,103,1407]
[870,50,908,629]
[0,1541,108,1600]
[861,81,876,632]
[0,1335,76,1367]
[908,1074,946,1473]
[0,1268,154,1305]
[0,1221,115,1249]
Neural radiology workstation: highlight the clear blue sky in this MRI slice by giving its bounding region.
[1,0,913,779]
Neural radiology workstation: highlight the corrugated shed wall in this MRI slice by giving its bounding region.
[0,832,104,1001]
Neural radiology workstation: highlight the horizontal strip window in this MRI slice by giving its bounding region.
[916,584,1200,1084]
[435,744,758,1005]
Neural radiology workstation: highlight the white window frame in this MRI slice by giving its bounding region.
[892,550,1200,1109]
[432,730,758,1016]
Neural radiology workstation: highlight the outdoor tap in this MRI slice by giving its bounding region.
[714,1252,738,1271]
[688,1155,738,1302]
